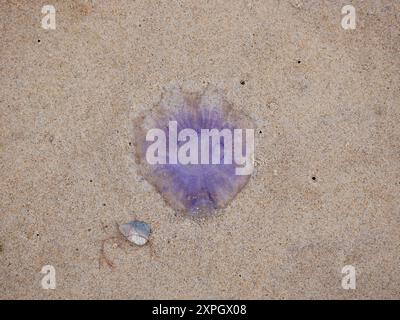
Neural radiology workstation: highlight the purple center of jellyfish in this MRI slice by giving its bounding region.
[135,86,252,216]
[167,112,236,214]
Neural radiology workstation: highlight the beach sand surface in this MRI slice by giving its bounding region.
[0,0,399,299]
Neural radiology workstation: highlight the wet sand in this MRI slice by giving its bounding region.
[1,0,399,299]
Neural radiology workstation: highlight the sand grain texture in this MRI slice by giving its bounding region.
[0,0,399,299]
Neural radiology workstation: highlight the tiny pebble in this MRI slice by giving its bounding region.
[119,220,150,246]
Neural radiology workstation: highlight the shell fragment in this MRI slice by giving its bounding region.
[119,220,150,246]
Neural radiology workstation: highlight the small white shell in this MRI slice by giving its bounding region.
[119,220,150,246]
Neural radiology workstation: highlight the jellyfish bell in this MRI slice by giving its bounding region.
[133,84,255,216]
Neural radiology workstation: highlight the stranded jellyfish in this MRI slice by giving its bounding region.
[133,85,254,216]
